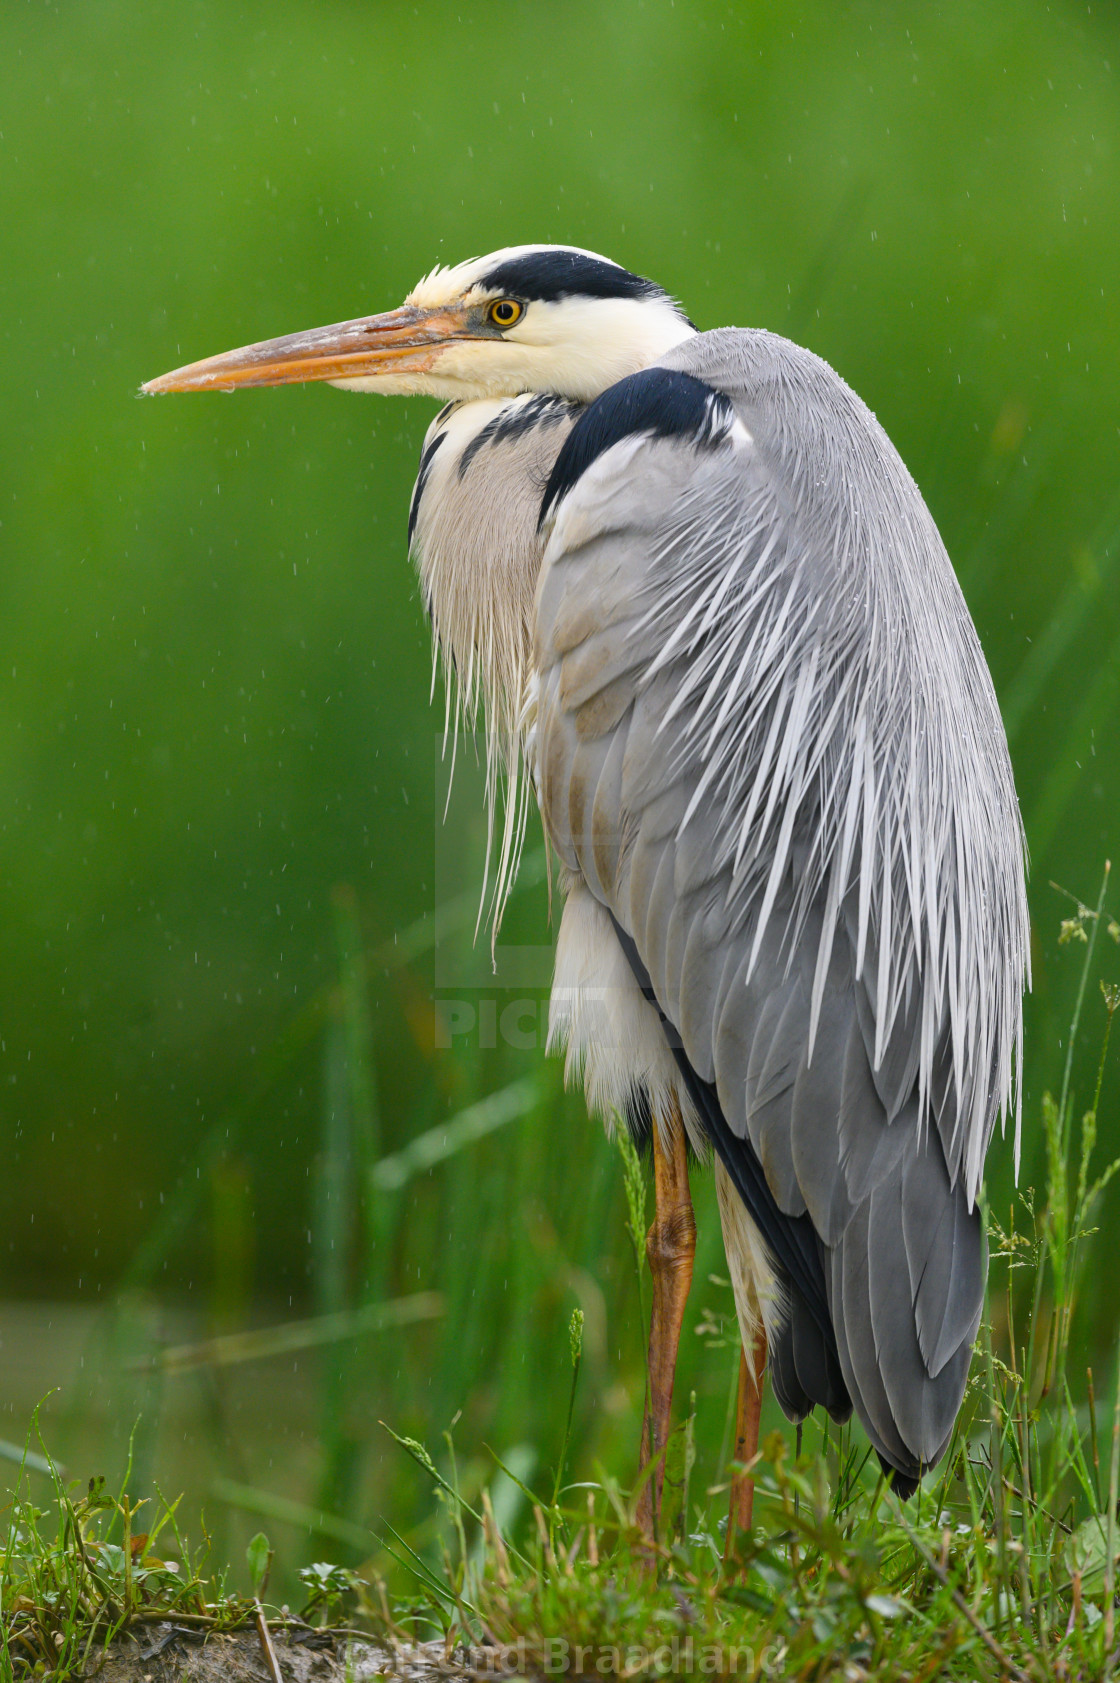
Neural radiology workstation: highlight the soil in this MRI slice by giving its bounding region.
[85,1624,530,1682]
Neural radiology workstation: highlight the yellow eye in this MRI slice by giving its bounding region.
[488,298,523,328]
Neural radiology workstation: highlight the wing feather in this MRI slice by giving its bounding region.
[535,330,1027,1484]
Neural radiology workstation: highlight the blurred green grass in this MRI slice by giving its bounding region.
[1,0,1117,1601]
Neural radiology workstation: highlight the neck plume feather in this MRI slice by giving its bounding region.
[409,394,581,944]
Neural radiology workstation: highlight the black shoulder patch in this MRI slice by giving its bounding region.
[458,393,580,481]
[480,249,665,305]
[407,428,447,548]
[539,366,734,527]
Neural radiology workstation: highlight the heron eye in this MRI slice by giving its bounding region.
[488,299,523,328]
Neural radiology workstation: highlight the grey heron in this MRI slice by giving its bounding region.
[144,244,1030,1541]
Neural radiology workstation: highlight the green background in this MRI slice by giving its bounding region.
[1,0,1117,1590]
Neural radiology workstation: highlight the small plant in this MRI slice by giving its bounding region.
[0,1417,251,1677]
[297,1560,363,1627]
[246,1530,273,1598]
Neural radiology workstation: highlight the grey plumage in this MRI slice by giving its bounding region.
[528,328,1026,1487]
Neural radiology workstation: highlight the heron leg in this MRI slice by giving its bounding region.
[724,1317,767,1564]
[637,1099,695,1541]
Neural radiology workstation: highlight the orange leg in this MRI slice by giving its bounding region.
[724,1318,767,1564]
[636,1101,696,1542]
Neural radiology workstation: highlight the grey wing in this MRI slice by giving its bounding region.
[534,330,1027,1483]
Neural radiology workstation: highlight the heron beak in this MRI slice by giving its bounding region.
[141,303,472,395]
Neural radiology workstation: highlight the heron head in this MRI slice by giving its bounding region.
[142,245,695,405]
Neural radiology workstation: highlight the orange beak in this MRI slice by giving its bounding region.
[141,303,472,394]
